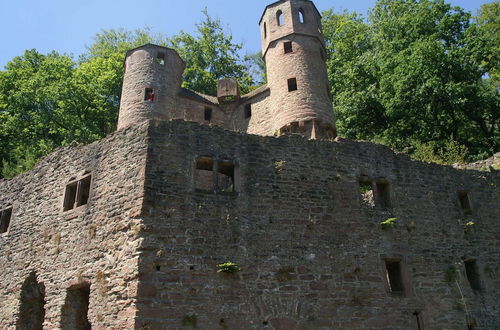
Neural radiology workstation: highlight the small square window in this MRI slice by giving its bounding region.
[156,52,165,65]
[287,78,297,92]
[0,207,13,234]
[144,88,155,102]
[284,41,293,54]
[244,104,252,118]
[63,175,92,212]
[204,107,212,121]
[194,156,237,194]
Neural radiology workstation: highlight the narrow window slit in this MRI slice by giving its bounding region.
[413,311,423,330]
[298,9,305,23]
[376,181,391,209]
[287,78,297,92]
[245,104,252,118]
[0,207,13,234]
[385,260,404,294]
[458,191,472,215]
[277,10,284,26]
[204,107,212,121]
[464,260,481,291]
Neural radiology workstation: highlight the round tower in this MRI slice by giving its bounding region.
[259,0,336,139]
[117,44,185,130]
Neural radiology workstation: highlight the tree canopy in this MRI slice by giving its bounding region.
[323,0,499,163]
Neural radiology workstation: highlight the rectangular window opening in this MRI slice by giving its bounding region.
[385,260,404,294]
[284,41,293,54]
[244,104,252,119]
[376,181,391,209]
[218,160,235,193]
[458,191,472,215]
[144,88,155,102]
[287,78,297,92]
[464,260,481,291]
[63,175,92,212]
[156,52,165,65]
[0,207,13,234]
[204,107,212,121]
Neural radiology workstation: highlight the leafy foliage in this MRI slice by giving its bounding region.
[216,261,241,274]
[167,9,254,95]
[323,0,499,163]
[380,217,397,229]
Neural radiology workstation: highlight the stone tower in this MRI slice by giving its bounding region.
[117,44,185,130]
[260,0,336,138]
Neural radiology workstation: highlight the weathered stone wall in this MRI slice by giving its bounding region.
[231,88,274,136]
[117,45,185,130]
[259,0,334,139]
[0,124,149,329]
[265,34,333,132]
[136,120,499,329]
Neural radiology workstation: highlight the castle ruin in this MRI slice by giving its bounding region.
[1,0,498,329]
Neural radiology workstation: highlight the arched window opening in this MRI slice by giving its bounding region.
[16,272,46,329]
[61,283,91,330]
[263,22,267,38]
[299,9,305,23]
[277,10,284,26]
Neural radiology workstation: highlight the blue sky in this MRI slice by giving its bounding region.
[0,0,493,69]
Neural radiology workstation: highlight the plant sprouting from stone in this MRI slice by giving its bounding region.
[380,217,396,229]
[273,160,287,173]
[463,221,475,233]
[216,261,241,274]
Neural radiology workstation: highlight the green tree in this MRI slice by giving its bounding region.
[167,9,254,95]
[474,1,499,82]
[323,0,499,163]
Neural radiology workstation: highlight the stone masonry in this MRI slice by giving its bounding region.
[0,0,499,329]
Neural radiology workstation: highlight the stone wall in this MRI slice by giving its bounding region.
[136,120,499,329]
[0,123,149,329]
[1,119,498,329]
